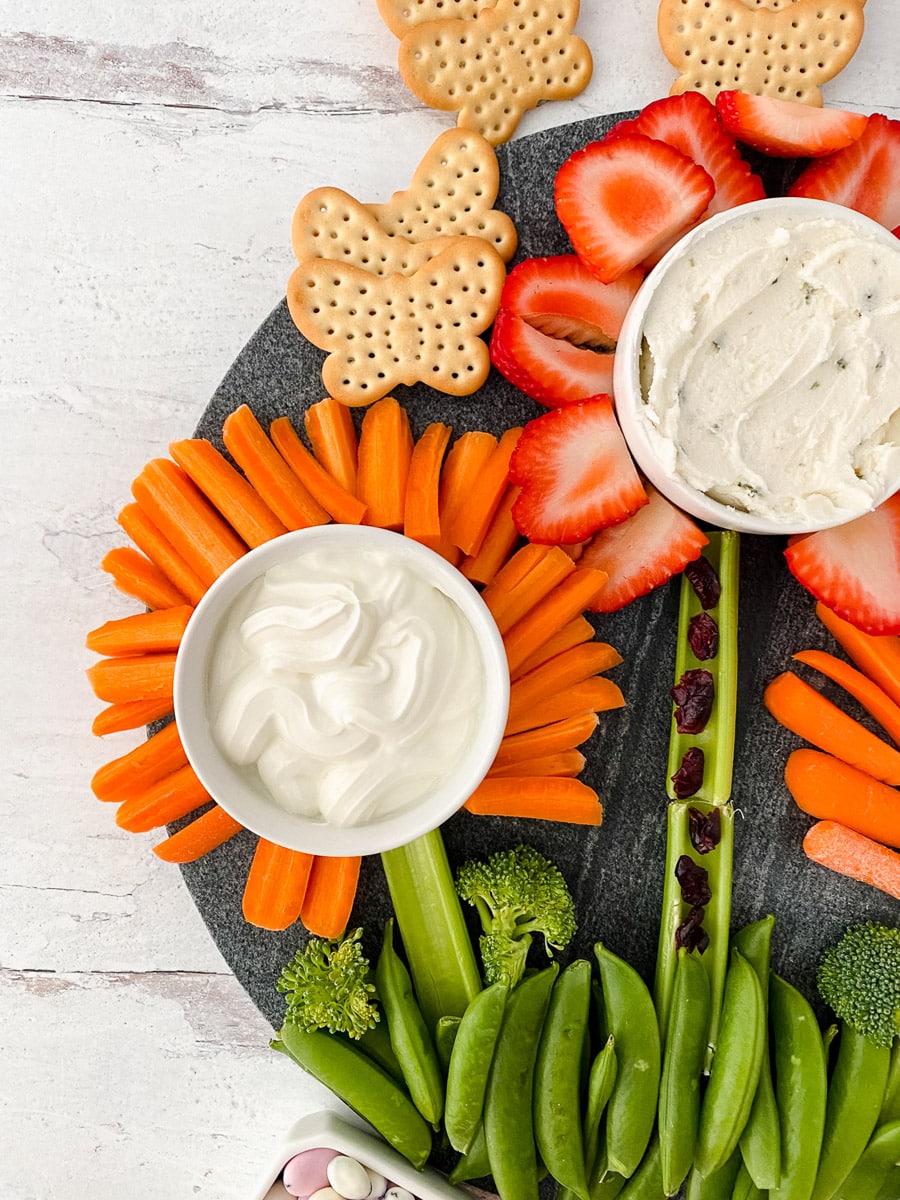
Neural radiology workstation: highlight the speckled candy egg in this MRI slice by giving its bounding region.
[282,1148,340,1198]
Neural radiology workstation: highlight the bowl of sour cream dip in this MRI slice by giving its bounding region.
[174,524,510,856]
[614,197,900,534]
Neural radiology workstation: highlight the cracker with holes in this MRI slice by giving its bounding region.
[376,0,499,38]
[397,0,593,146]
[286,240,507,405]
[365,129,518,261]
[657,0,867,106]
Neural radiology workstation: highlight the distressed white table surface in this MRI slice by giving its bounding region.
[2,1,898,1196]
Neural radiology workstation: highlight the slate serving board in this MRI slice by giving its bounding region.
[177,111,898,1035]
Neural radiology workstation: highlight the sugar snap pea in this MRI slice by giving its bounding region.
[434,1014,461,1077]
[449,1121,490,1184]
[618,1135,665,1199]
[731,1159,764,1200]
[445,982,507,1154]
[685,1149,742,1200]
[583,1036,618,1187]
[587,1130,627,1200]
[835,1119,900,1200]
[881,1040,900,1124]
[659,948,711,1196]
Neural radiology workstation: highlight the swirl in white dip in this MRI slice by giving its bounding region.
[207,546,485,826]
[639,209,900,524]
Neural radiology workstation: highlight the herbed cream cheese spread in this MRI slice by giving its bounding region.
[207,545,485,827]
[638,207,900,524]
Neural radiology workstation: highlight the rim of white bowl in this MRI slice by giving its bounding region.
[173,524,510,857]
[613,196,900,536]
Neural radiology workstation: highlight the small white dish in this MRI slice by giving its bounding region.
[174,524,509,857]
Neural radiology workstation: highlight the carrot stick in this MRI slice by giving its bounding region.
[459,486,522,586]
[170,438,288,547]
[816,602,900,710]
[300,854,362,938]
[794,648,900,749]
[222,405,330,531]
[86,652,177,705]
[115,764,211,833]
[464,776,603,825]
[485,540,554,593]
[269,416,367,525]
[503,566,610,677]
[482,545,577,635]
[357,397,414,531]
[86,605,193,657]
[490,712,599,770]
[242,840,316,931]
[488,749,586,778]
[132,459,247,588]
[785,748,900,849]
[505,676,625,736]
[153,805,244,863]
[101,546,189,611]
[438,431,498,541]
[117,503,208,605]
[507,642,623,732]
[305,397,359,496]
[92,696,174,737]
[511,616,596,680]
[764,670,900,786]
[403,422,452,549]
[90,719,186,802]
[449,426,522,557]
[802,820,900,901]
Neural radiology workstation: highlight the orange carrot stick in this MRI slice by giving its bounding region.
[816,601,900,710]
[404,422,452,549]
[503,566,610,677]
[117,503,208,605]
[115,763,211,832]
[490,712,599,770]
[507,642,623,732]
[132,459,247,588]
[488,750,586,778]
[486,541,554,593]
[91,719,186,802]
[92,697,174,737]
[305,397,359,496]
[437,430,499,546]
[357,397,414,531]
[170,438,288,547]
[764,670,900,786]
[794,648,900,749]
[464,776,603,825]
[300,854,362,938]
[511,616,596,680]
[86,652,177,705]
[242,840,316,931]
[449,426,522,557]
[101,546,189,611]
[270,416,367,525]
[483,546,577,635]
[86,605,193,657]
[459,486,522,586]
[802,820,900,900]
[785,748,900,849]
[505,676,625,736]
[153,805,244,863]
[222,404,330,531]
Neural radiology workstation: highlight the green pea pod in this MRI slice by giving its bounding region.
[880,1040,900,1124]
[835,1119,900,1200]
[584,1036,618,1186]
[449,1122,491,1185]
[876,1165,900,1200]
[618,1136,665,1199]
[659,949,711,1196]
[358,1020,405,1084]
[769,973,828,1200]
[685,1149,742,1200]
[435,1015,461,1077]
[813,1023,891,1200]
[587,1130,627,1200]
[376,918,445,1127]
[595,943,662,1179]
[731,1160,764,1200]
[274,1024,432,1168]
[445,982,508,1154]
[483,964,558,1200]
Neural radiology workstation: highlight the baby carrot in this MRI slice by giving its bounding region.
[153,805,243,863]
[488,749,586,778]
[86,652,177,705]
[437,431,498,546]
[170,437,288,547]
[785,748,900,849]
[506,642,623,732]
[511,616,595,680]
[403,421,452,549]
[794,648,900,748]
[241,840,314,931]
[464,776,603,825]
[90,719,186,802]
[489,712,599,770]
[117,503,207,606]
[115,763,211,833]
[269,416,367,525]
[300,854,362,938]
[86,605,193,657]
[503,566,610,677]
[803,820,900,900]
[101,546,189,611]
[357,397,414,531]
[304,396,359,495]
[816,602,900,709]
[483,545,577,635]
[449,426,522,557]
[91,697,174,737]
[505,676,624,736]
[459,486,522,586]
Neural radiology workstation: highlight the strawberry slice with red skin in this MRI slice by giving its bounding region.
[715,91,867,158]
[578,483,708,612]
[784,494,900,636]
[507,396,648,545]
[788,113,900,230]
[555,134,716,283]
[490,308,615,408]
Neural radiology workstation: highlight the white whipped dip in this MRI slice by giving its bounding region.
[638,205,900,524]
[207,544,485,827]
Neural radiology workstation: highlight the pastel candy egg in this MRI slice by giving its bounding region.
[282,1148,340,1198]
[384,1188,415,1200]
[327,1155,373,1199]
[308,1190,342,1200]
[365,1168,388,1198]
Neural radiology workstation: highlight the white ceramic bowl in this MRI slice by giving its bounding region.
[614,197,900,535]
[174,524,509,857]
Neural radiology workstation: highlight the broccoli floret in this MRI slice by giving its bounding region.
[817,922,900,1049]
[277,927,379,1040]
[455,844,577,989]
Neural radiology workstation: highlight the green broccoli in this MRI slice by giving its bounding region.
[277,927,380,1040]
[455,843,577,989]
[817,921,900,1048]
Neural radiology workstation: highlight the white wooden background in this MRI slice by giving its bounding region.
[2,1,898,1196]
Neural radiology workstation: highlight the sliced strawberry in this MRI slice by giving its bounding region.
[490,308,615,408]
[500,255,644,349]
[507,396,648,544]
[784,494,900,635]
[788,113,900,230]
[555,134,715,283]
[715,91,867,159]
[578,484,708,612]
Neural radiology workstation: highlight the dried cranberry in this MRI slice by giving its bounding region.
[671,669,715,734]
[688,806,722,855]
[672,747,705,798]
[675,906,709,954]
[675,854,712,906]
[684,557,721,609]
[688,612,719,661]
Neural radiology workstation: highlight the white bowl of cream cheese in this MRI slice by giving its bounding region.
[614,197,900,534]
[174,524,510,857]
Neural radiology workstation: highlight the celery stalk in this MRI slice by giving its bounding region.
[381,828,483,1031]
